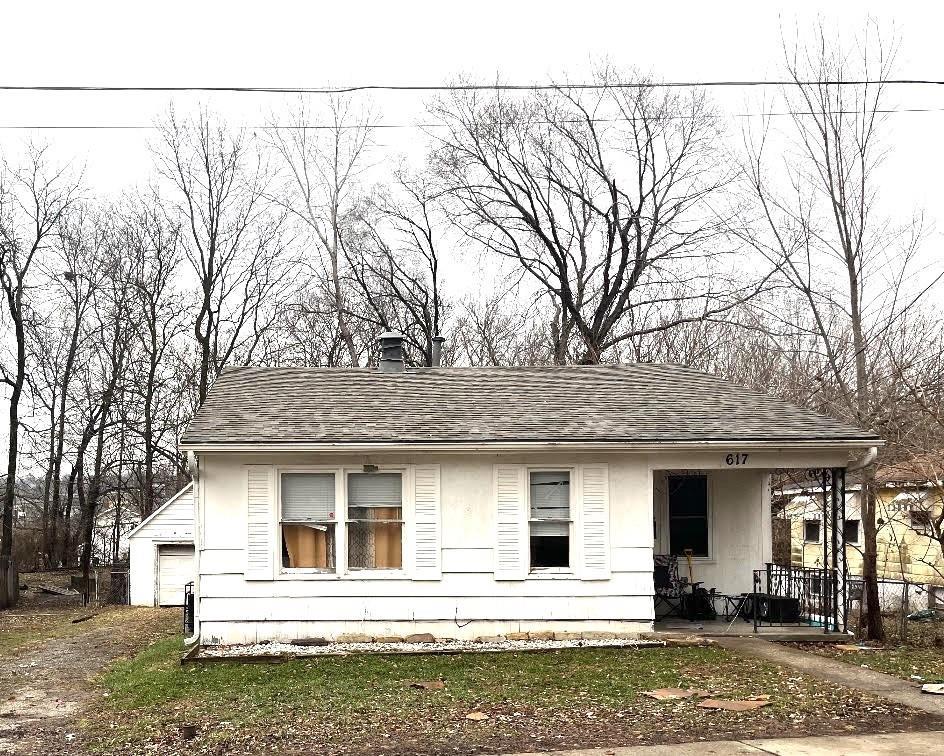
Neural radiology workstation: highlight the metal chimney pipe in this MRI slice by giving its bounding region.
[430,336,445,367]
[377,332,405,373]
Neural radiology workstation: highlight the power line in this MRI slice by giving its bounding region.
[0,79,942,94]
[0,107,942,131]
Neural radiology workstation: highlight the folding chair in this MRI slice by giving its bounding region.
[654,554,688,620]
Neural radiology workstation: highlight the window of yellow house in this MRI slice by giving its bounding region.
[803,520,820,543]
[843,519,860,544]
[910,509,933,536]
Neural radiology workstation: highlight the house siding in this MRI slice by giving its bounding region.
[787,488,944,585]
[194,449,846,644]
[196,452,655,644]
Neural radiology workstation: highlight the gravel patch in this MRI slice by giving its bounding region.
[200,636,663,658]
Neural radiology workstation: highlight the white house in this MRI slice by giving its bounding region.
[179,335,880,646]
[128,483,195,606]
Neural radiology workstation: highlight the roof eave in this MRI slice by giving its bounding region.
[179,437,884,454]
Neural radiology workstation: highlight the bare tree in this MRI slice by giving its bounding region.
[28,205,104,565]
[121,191,188,515]
[453,290,552,366]
[344,169,448,366]
[266,96,377,366]
[0,146,79,602]
[154,107,293,404]
[430,69,770,364]
[738,23,936,640]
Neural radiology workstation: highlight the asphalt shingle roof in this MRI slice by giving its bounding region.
[180,364,879,446]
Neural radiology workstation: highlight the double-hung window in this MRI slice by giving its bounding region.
[529,470,571,570]
[347,472,403,570]
[280,472,337,570]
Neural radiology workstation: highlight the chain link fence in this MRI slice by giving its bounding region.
[847,576,944,643]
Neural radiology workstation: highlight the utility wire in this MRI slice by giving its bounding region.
[0,79,942,94]
[0,107,942,131]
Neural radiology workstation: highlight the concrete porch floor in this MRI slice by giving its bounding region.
[654,619,851,643]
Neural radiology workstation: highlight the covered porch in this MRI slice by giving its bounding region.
[651,458,852,635]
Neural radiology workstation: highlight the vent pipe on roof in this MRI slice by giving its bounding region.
[431,335,445,367]
[378,332,405,373]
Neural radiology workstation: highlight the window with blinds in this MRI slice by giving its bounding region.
[280,472,336,570]
[529,470,571,569]
[347,472,403,569]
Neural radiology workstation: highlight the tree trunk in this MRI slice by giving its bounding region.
[858,470,884,641]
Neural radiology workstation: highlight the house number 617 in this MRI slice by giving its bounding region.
[725,453,749,466]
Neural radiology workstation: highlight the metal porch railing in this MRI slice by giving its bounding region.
[751,563,840,632]
[183,581,195,635]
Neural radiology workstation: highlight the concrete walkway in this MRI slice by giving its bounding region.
[713,636,944,716]
[501,730,943,755]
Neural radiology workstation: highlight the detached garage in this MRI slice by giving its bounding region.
[128,483,195,606]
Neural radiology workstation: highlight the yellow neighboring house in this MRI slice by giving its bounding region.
[777,454,944,586]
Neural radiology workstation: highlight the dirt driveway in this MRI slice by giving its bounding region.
[0,590,179,754]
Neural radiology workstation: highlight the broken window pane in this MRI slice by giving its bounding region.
[282,522,336,569]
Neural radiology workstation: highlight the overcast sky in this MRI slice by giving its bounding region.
[0,1,941,451]
[1,1,941,208]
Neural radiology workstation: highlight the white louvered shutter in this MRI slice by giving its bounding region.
[494,464,527,580]
[579,464,611,580]
[246,465,276,580]
[412,464,442,580]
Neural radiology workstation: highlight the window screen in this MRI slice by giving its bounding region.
[668,475,709,557]
[529,470,570,569]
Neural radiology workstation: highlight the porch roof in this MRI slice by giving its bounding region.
[181,363,881,450]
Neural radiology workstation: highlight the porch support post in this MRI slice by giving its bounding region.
[830,467,840,632]
[838,467,847,633]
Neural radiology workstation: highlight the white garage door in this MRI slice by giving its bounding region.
[157,544,194,606]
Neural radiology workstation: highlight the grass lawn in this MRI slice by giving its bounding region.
[88,638,941,756]
[804,619,944,684]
